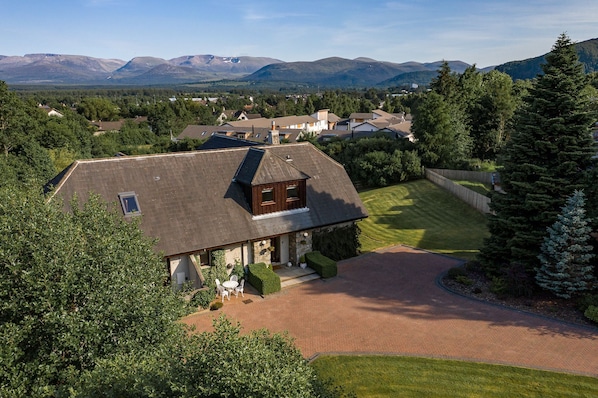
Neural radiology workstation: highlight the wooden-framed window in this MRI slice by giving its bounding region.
[261,188,274,204]
[286,185,299,200]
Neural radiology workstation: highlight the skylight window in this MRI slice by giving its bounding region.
[119,192,141,216]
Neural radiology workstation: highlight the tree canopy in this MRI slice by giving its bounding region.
[479,34,597,285]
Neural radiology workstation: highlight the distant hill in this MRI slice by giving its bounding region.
[242,57,470,88]
[1,37,597,87]
[0,54,283,85]
[495,37,598,80]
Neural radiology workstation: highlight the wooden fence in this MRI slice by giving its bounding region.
[425,168,492,214]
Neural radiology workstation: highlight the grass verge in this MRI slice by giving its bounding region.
[358,179,489,261]
[311,355,598,398]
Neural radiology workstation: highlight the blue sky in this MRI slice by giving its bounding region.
[2,0,596,68]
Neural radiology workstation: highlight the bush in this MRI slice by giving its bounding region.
[189,288,216,310]
[447,266,467,280]
[312,224,361,261]
[584,305,598,323]
[210,302,223,311]
[455,275,473,286]
[247,263,281,295]
[577,293,598,312]
[305,251,337,278]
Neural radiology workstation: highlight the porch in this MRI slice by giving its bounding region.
[273,264,320,288]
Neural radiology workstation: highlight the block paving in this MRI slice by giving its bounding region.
[182,245,598,377]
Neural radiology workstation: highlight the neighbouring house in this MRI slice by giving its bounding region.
[224,112,329,135]
[38,105,64,118]
[178,124,303,144]
[46,142,368,289]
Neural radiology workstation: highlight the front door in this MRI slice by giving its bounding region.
[271,235,289,265]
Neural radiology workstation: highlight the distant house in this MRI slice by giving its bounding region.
[331,111,413,142]
[38,105,64,118]
[47,142,368,289]
[178,124,303,144]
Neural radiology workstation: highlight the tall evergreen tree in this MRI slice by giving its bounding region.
[479,34,597,279]
[536,190,595,298]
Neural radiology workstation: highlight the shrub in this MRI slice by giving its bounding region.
[189,288,216,310]
[312,224,361,261]
[455,275,473,286]
[210,302,223,311]
[447,266,467,280]
[490,276,508,297]
[247,262,281,295]
[584,305,598,323]
[577,293,598,312]
[305,251,337,278]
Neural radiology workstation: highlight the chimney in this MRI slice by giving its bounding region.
[268,121,280,145]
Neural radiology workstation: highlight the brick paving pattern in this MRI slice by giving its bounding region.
[183,245,598,376]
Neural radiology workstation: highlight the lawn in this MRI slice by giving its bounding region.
[311,355,598,398]
[358,179,489,261]
[454,179,492,195]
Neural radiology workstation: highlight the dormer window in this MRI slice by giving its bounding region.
[119,192,141,216]
[286,185,299,200]
[261,188,274,204]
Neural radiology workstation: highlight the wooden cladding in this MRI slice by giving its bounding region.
[251,180,307,216]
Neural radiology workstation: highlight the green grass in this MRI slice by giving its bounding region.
[454,180,492,195]
[312,355,598,398]
[358,179,489,261]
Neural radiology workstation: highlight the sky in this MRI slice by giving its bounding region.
[2,0,597,68]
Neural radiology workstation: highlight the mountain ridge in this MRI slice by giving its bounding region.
[2,37,597,86]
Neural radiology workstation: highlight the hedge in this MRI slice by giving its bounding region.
[305,251,337,278]
[247,262,281,295]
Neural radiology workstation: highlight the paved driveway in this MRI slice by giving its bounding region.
[182,245,598,376]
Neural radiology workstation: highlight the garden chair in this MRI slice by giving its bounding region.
[230,275,238,283]
[217,284,230,302]
[234,279,245,298]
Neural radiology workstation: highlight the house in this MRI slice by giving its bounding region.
[38,105,64,118]
[178,124,303,144]
[225,114,327,135]
[46,142,368,289]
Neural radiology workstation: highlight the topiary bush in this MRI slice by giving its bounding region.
[312,224,361,261]
[305,251,337,278]
[210,301,223,311]
[247,262,281,295]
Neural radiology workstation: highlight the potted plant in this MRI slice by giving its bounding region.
[299,255,307,269]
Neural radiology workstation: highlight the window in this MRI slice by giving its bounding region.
[286,185,299,200]
[261,188,274,203]
[119,192,141,215]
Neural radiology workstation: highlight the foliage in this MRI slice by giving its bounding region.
[584,305,598,323]
[210,301,224,311]
[305,251,338,278]
[189,288,216,310]
[479,34,598,283]
[577,293,598,312]
[177,316,342,398]
[536,190,596,298]
[0,187,186,396]
[247,263,281,295]
[321,135,423,188]
[447,266,467,279]
[411,91,472,168]
[312,224,361,261]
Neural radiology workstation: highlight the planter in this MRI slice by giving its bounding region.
[300,262,307,269]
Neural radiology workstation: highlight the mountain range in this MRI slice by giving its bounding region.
[1,38,597,87]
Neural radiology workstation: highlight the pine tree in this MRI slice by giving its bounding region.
[536,190,595,298]
[479,34,597,279]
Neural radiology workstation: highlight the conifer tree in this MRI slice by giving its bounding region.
[479,34,597,279]
[536,190,595,298]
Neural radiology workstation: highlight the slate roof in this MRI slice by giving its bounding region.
[234,148,309,186]
[47,143,367,258]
